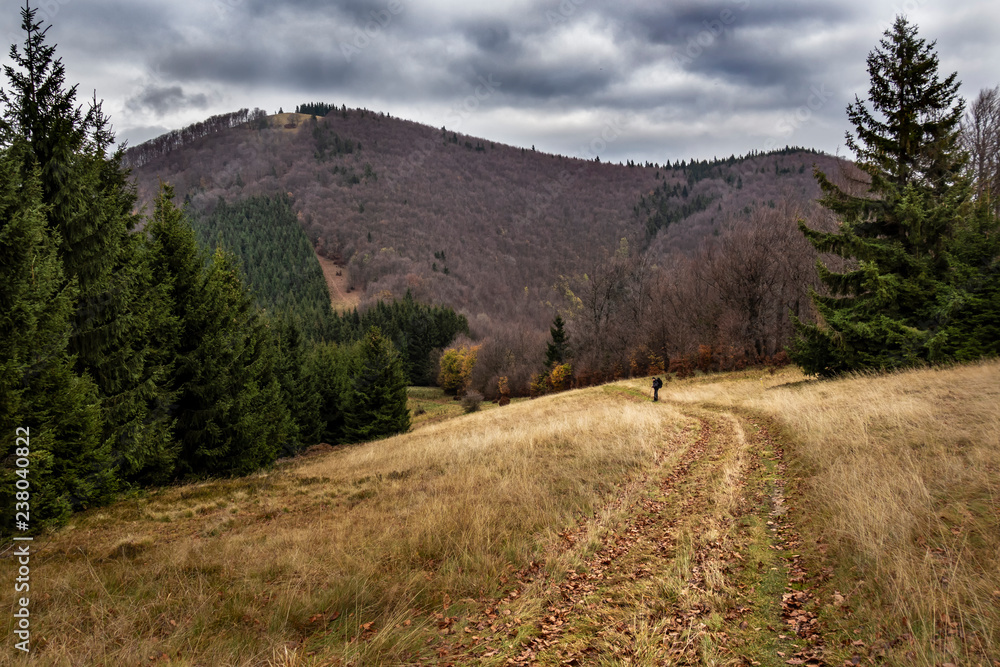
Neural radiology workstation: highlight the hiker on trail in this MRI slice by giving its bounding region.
[651,376,663,402]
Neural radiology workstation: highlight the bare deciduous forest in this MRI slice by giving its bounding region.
[126,109,855,394]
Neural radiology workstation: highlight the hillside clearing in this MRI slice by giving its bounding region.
[3,362,998,665]
[316,253,361,312]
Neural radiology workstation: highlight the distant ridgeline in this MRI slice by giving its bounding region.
[124,103,347,170]
[123,108,268,169]
[188,194,468,384]
[636,146,822,240]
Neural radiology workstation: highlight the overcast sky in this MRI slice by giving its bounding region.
[2,0,998,164]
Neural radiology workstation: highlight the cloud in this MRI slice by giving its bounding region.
[0,0,997,163]
[117,124,172,149]
[126,84,209,115]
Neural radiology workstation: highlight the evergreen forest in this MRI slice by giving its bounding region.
[188,195,334,339]
[0,7,466,534]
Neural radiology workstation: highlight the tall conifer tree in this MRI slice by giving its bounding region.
[0,144,113,531]
[168,246,290,477]
[343,327,410,442]
[307,341,351,445]
[545,314,571,368]
[272,315,322,453]
[1,3,173,480]
[791,16,998,375]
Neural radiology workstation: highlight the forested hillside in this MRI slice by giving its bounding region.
[126,108,850,391]
[126,111,844,312]
[124,14,999,397]
[188,194,332,337]
[0,8,440,533]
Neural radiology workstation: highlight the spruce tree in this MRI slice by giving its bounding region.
[0,143,114,531]
[173,247,291,477]
[1,4,173,481]
[146,187,292,476]
[272,315,322,453]
[790,16,998,375]
[342,327,410,442]
[307,341,351,444]
[545,315,571,368]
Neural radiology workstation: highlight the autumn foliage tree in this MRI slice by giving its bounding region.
[438,343,480,395]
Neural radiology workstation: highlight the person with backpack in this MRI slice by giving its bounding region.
[651,376,663,402]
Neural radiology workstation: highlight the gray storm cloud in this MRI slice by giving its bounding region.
[1,0,997,162]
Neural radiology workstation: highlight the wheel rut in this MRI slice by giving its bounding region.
[414,399,829,666]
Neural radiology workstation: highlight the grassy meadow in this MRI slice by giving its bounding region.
[3,362,998,666]
[652,359,1000,664]
[7,388,689,665]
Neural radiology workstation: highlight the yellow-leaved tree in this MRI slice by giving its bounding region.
[438,344,480,395]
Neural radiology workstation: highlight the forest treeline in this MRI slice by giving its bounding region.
[296,102,336,117]
[123,108,268,169]
[186,194,470,383]
[0,8,460,534]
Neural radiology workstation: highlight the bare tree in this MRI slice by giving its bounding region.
[571,241,654,378]
[960,86,1000,216]
[699,201,815,360]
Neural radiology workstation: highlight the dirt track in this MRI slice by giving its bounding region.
[415,391,829,665]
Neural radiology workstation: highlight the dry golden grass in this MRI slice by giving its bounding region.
[7,362,998,665]
[269,112,314,130]
[8,387,689,665]
[655,360,1000,663]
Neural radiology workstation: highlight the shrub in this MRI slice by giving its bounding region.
[647,352,666,376]
[461,391,483,413]
[529,372,549,397]
[497,376,511,406]
[670,356,695,379]
[549,363,573,391]
[529,364,573,397]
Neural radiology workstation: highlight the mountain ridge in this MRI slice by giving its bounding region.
[126,106,845,334]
